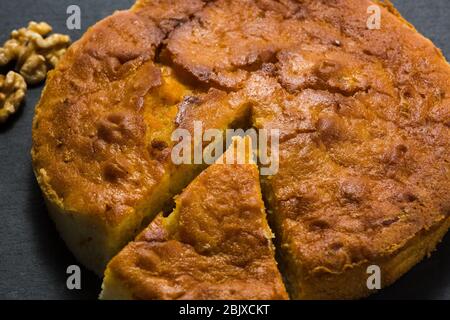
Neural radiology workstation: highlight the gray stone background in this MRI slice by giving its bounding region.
[0,0,449,299]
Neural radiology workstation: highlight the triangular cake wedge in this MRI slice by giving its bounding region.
[100,137,288,300]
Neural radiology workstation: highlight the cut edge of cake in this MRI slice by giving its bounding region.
[100,136,289,300]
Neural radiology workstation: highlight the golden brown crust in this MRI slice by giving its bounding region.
[32,10,164,222]
[164,0,450,298]
[103,139,288,300]
[31,12,168,273]
[133,0,205,33]
[33,0,450,298]
[31,3,252,274]
[285,215,450,299]
[166,0,305,89]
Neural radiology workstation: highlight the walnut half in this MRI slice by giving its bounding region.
[0,21,71,85]
[0,71,27,123]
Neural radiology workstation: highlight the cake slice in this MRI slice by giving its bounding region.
[100,137,288,300]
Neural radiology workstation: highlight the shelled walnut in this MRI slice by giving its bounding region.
[0,21,71,85]
[0,71,27,123]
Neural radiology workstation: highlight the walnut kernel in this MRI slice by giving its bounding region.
[0,71,27,123]
[0,21,71,85]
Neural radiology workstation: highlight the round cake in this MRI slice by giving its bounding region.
[32,0,450,299]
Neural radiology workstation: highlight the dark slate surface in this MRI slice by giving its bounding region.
[0,0,449,300]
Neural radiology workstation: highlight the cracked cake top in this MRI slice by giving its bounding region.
[32,0,450,297]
